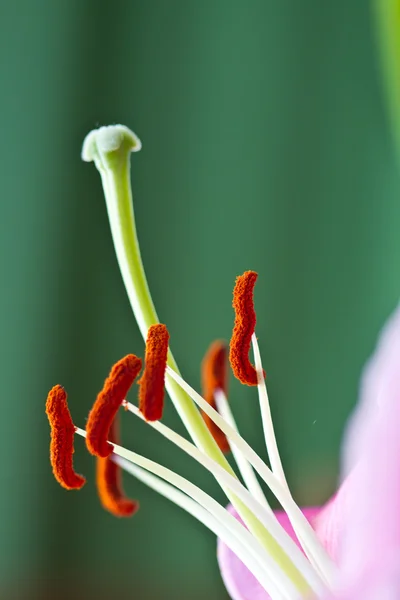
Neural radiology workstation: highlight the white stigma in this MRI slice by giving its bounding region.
[82,124,141,164]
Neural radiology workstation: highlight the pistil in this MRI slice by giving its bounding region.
[81,124,312,594]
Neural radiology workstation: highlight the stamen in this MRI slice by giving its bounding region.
[86,354,142,457]
[77,425,280,593]
[114,457,287,600]
[96,415,139,517]
[214,389,271,511]
[252,333,289,491]
[45,385,86,490]
[125,401,324,597]
[138,324,169,421]
[229,271,263,386]
[166,365,338,587]
[97,436,301,599]
[201,341,230,453]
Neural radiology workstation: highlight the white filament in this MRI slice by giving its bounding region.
[113,456,287,600]
[252,333,289,491]
[126,403,325,596]
[74,427,299,599]
[251,335,331,581]
[166,366,337,587]
[214,388,272,512]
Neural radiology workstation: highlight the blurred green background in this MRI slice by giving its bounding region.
[1,1,399,599]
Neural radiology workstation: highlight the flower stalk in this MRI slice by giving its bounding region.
[374,0,400,164]
[82,125,225,451]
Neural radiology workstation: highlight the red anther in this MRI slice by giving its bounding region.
[86,354,142,458]
[96,415,139,518]
[201,341,230,453]
[45,385,86,490]
[138,324,169,421]
[229,271,263,386]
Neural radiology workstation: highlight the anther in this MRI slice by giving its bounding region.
[201,341,230,453]
[229,271,263,386]
[139,324,169,421]
[96,415,139,517]
[45,385,86,490]
[86,354,142,458]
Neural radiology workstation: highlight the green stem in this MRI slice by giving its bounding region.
[374,0,400,163]
[82,125,310,596]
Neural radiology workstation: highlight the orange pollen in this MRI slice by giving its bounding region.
[229,270,262,386]
[96,415,139,518]
[139,324,169,421]
[45,385,86,490]
[201,341,230,453]
[86,354,142,458]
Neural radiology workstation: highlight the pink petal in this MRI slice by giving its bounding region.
[342,305,400,473]
[336,305,400,588]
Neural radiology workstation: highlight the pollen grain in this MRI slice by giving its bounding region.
[139,324,169,421]
[86,354,142,458]
[45,385,86,490]
[96,415,139,517]
[229,270,262,386]
[201,341,230,453]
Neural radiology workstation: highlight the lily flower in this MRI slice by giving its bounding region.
[45,124,399,600]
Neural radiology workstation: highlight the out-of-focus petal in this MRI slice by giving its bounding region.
[334,304,400,593]
[326,555,400,600]
[343,304,400,472]
[336,397,400,587]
